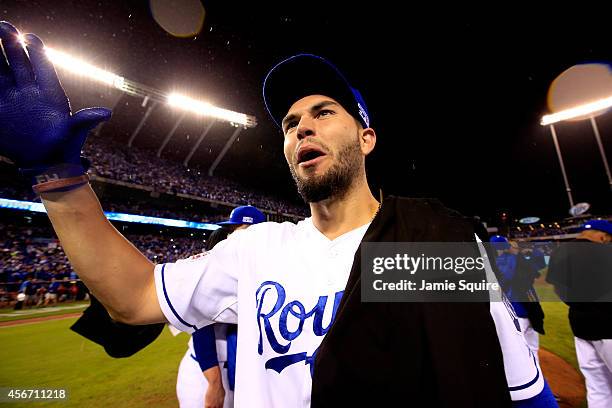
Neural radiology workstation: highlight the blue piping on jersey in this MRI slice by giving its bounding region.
[190,354,198,362]
[508,354,540,392]
[161,263,198,330]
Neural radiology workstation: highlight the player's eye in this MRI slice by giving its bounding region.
[316,109,334,118]
[284,121,298,133]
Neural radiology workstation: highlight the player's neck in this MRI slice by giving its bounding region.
[309,176,379,240]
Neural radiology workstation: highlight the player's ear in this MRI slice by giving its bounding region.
[360,127,376,156]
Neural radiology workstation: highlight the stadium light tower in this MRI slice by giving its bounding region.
[45,47,127,90]
[541,97,612,196]
[167,93,252,127]
[39,41,258,171]
[44,46,257,128]
[543,123,575,208]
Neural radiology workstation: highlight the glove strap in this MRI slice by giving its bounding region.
[20,161,89,194]
[33,174,90,194]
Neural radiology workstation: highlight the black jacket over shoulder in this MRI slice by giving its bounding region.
[311,197,511,407]
[70,294,165,358]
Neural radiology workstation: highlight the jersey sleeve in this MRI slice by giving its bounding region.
[489,300,545,400]
[154,230,247,333]
[476,234,545,400]
[511,380,558,407]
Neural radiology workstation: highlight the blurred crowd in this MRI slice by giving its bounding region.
[83,137,308,216]
[0,136,309,219]
[0,184,232,224]
[0,222,207,308]
[0,185,37,202]
[102,198,228,224]
[509,226,566,239]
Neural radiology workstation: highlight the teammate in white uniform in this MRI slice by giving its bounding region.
[176,206,265,408]
[177,327,233,408]
[490,235,544,363]
[0,25,556,407]
[476,235,548,402]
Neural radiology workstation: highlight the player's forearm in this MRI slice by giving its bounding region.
[41,183,158,323]
[203,366,223,387]
[203,366,225,408]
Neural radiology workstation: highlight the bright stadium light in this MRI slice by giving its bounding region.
[18,34,256,127]
[540,95,612,125]
[167,93,249,126]
[541,94,612,193]
[17,33,27,47]
[44,47,126,90]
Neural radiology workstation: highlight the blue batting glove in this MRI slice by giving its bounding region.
[0,21,111,182]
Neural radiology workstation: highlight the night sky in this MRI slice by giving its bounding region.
[3,1,612,225]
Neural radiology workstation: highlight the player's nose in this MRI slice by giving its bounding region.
[296,116,315,140]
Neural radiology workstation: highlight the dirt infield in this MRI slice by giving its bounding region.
[0,312,82,327]
[539,348,586,408]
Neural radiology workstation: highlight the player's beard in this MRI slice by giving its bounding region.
[289,135,362,203]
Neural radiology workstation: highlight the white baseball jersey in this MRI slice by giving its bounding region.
[155,218,370,408]
[155,220,545,407]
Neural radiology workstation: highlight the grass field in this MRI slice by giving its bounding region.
[540,301,578,369]
[0,301,89,323]
[0,317,188,407]
[0,299,581,407]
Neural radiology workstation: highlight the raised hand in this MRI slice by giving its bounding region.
[0,21,110,176]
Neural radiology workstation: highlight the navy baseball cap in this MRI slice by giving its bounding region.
[579,219,612,235]
[263,54,370,129]
[218,205,266,226]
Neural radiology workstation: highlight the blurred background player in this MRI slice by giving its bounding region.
[177,205,265,408]
[490,235,545,362]
[546,220,612,408]
[44,277,60,306]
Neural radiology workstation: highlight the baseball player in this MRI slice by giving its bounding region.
[0,22,556,407]
[490,235,545,362]
[177,205,265,408]
[546,220,612,408]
